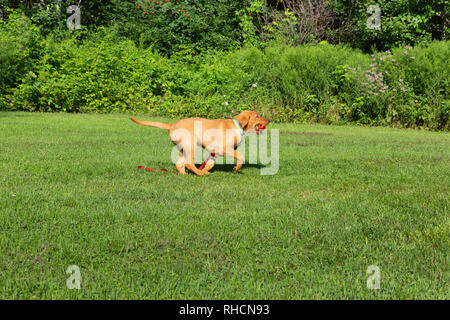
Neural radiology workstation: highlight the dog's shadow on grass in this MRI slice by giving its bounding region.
[206,163,265,173]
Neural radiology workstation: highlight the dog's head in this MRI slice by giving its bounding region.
[234,111,270,134]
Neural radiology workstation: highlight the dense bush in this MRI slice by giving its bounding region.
[2,30,176,112]
[0,0,248,54]
[1,10,448,130]
[160,41,449,129]
[1,0,447,54]
[0,10,42,95]
[329,0,448,51]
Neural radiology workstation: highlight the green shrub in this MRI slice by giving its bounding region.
[346,41,450,129]
[329,0,448,51]
[5,28,175,113]
[0,10,448,130]
[0,10,43,98]
[1,0,248,55]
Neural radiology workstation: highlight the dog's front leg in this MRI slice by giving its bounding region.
[223,150,244,172]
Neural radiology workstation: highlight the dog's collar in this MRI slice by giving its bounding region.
[232,118,245,138]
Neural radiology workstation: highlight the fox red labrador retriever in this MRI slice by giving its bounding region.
[130,111,270,175]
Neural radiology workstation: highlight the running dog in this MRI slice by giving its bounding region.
[130,111,270,175]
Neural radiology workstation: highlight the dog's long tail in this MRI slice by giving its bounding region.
[130,118,172,130]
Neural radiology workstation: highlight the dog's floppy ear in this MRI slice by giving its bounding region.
[234,111,250,130]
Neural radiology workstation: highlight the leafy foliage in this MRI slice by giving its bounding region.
[0,4,448,130]
[329,0,449,51]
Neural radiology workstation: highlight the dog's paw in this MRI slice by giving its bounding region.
[200,168,211,175]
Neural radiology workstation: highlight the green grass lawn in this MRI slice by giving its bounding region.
[0,112,448,299]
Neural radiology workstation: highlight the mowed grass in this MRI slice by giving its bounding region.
[0,111,448,299]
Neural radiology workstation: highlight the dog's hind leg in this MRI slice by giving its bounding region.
[176,151,186,175]
[201,158,216,174]
[184,146,208,176]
